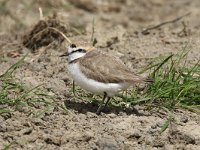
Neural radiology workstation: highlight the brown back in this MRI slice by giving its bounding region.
[78,50,146,83]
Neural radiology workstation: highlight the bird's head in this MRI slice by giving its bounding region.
[60,44,94,63]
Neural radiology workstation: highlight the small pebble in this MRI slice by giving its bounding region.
[180,116,188,123]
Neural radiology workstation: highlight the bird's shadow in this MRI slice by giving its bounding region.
[64,99,145,116]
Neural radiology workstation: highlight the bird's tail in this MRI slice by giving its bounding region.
[133,75,154,83]
[144,77,154,83]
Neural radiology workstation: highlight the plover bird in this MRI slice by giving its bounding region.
[60,44,152,115]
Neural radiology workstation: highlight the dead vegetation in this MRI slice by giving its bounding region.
[22,15,75,52]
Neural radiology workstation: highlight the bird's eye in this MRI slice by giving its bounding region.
[70,44,76,48]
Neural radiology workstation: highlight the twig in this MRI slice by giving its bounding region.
[39,7,44,20]
[90,17,95,42]
[90,17,97,46]
[141,12,191,35]
[177,21,191,37]
[37,8,71,44]
[48,27,72,44]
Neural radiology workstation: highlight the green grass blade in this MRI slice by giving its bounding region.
[0,53,28,78]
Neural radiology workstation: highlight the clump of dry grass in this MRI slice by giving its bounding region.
[22,15,71,52]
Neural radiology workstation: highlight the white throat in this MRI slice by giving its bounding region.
[68,52,85,63]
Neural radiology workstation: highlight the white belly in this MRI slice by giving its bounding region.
[68,63,130,97]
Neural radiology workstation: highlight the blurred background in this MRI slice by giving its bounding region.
[0,0,200,59]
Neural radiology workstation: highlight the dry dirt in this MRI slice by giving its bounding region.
[0,0,200,150]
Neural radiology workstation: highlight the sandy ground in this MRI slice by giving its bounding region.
[0,0,200,149]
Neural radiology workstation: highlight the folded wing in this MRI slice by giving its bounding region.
[79,50,147,84]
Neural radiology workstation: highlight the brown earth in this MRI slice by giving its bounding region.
[0,0,200,149]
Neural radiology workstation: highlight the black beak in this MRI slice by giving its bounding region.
[60,52,68,57]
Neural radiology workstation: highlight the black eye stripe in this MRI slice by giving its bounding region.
[69,49,86,55]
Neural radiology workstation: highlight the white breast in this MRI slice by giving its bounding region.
[67,63,130,97]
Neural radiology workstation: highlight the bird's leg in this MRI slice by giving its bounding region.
[104,97,111,108]
[72,80,76,96]
[96,92,107,115]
